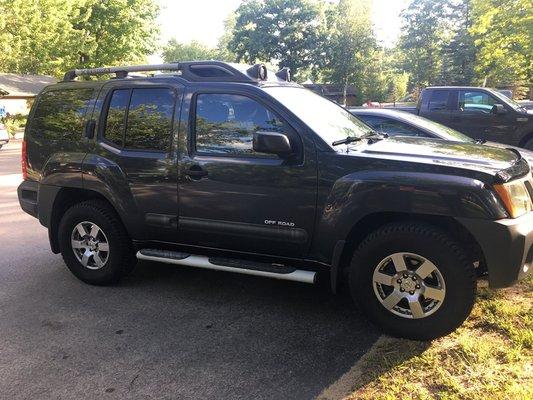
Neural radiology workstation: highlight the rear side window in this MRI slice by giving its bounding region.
[30,89,93,140]
[428,90,450,111]
[103,87,176,151]
[194,93,286,156]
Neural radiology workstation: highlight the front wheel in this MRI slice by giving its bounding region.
[349,222,476,340]
[58,200,136,285]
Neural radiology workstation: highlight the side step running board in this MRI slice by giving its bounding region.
[136,249,316,284]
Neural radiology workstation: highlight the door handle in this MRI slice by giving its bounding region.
[186,166,208,180]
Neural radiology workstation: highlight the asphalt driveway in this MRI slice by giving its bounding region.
[0,139,380,400]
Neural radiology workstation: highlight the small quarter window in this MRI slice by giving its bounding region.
[194,93,286,156]
[31,89,93,141]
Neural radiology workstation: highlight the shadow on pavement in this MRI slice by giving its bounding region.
[1,257,382,400]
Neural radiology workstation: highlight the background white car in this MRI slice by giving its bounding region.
[0,123,9,149]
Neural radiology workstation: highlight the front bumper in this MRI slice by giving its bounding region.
[457,212,532,288]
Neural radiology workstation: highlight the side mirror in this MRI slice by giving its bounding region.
[492,104,507,115]
[253,131,292,156]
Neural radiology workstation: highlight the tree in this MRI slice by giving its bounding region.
[439,0,476,85]
[0,0,159,76]
[0,0,81,75]
[162,39,217,62]
[470,0,532,90]
[74,0,160,68]
[228,0,329,78]
[398,0,450,91]
[321,0,375,105]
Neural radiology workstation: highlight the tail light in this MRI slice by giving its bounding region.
[21,140,28,180]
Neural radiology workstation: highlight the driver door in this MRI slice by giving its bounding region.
[449,90,516,143]
[177,90,317,258]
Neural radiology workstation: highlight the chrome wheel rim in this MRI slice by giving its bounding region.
[372,252,446,319]
[71,221,109,270]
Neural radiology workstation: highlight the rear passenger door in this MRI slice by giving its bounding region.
[85,82,182,242]
[177,89,317,258]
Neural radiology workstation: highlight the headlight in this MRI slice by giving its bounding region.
[494,178,533,218]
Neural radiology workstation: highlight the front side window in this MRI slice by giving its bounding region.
[103,87,176,151]
[195,93,286,156]
[31,89,93,141]
[459,90,497,114]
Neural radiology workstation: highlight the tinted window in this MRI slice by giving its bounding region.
[104,89,129,147]
[428,90,450,111]
[103,88,176,151]
[359,115,427,137]
[31,89,93,140]
[125,88,175,150]
[459,90,497,114]
[195,93,286,156]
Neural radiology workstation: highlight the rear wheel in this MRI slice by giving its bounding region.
[58,200,136,285]
[349,222,476,340]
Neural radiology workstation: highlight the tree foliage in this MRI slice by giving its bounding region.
[470,0,532,87]
[162,39,218,62]
[321,0,375,104]
[228,0,329,78]
[0,0,159,76]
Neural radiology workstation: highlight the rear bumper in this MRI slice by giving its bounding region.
[457,213,532,288]
[17,180,39,219]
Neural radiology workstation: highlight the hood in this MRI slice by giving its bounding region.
[346,137,526,178]
[486,141,533,166]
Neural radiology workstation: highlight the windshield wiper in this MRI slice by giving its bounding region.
[474,138,487,144]
[332,131,388,146]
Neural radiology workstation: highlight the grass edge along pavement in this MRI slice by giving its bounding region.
[319,275,532,400]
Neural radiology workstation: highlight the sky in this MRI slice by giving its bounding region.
[155,0,411,52]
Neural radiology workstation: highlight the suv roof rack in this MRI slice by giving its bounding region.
[62,61,292,84]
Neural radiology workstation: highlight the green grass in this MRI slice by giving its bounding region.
[347,276,533,400]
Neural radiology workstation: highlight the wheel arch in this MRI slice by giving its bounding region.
[331,212,486,292]
[46,187,122,254]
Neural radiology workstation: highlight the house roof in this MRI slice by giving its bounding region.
[0,73,56,98]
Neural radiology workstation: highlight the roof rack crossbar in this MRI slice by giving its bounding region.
[63,63,181,81]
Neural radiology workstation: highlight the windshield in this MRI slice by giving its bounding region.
[397,112,475,142]
[488,88,524,111]
[264,87,372,146]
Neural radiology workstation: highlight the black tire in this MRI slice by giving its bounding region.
[349,222,476,340]
[58,200,136,285]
